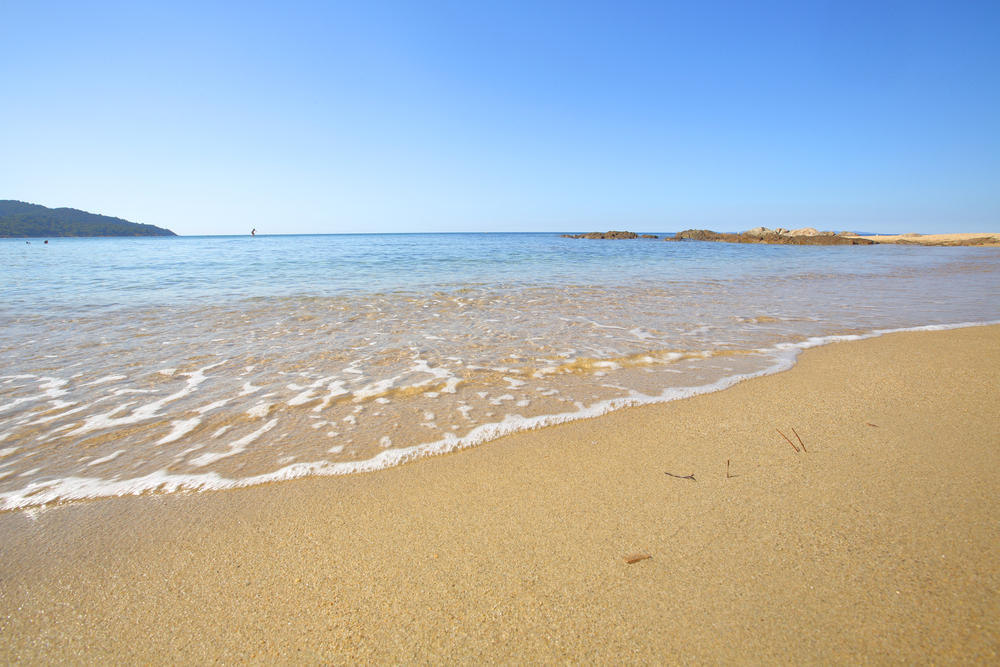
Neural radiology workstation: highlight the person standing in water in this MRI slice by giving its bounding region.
[251,228,256,236]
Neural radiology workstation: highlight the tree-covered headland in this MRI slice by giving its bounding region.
[0,200,176,237]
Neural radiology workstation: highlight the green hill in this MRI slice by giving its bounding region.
[0,200,176,237]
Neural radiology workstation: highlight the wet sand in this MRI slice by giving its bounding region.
[2,325,999,663]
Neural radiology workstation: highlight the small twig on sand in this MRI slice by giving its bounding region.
[726,459,731,478]
[664,471,696,481]
[624,553,651,564]
[777,429,799,452]
[791,427,807,452]
[867,422,879,427]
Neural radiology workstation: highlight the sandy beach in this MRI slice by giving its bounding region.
[863,232,1000,246]
[1,324,998,663]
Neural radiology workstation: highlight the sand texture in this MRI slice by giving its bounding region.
[863,232,1000,246]
[2,325,999,663]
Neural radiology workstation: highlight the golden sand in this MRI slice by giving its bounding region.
[2,325,999,663]
[866,232,1000,246]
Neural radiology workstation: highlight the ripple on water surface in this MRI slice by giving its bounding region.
[1,240,998,509]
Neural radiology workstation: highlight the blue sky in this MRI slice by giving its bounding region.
[2,1,997,235]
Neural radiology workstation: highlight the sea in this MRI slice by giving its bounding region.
[1,233,998,511]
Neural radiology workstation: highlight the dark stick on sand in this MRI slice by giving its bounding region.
[777,429,800,452]
[624,554,652,564]
[791,427,807,452]
[665,471,696,481]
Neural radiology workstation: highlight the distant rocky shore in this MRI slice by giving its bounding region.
[561,231,659,240]
[562,227,1000,247]
[668,227,875,245]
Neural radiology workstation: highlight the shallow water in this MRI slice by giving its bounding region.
[1,233,998,509]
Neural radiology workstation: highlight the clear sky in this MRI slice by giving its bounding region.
[2,1,998,235]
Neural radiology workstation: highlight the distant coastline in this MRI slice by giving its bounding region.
[0,200,176,238]
[564,227,1000,247]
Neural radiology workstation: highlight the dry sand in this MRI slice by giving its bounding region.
[864,232,1000,246]
[2,325,999,663]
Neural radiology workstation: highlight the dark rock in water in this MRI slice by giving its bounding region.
[665,229,729,242]
[565,227,876,245]
[562,231,639,240]
[666,228,875,245]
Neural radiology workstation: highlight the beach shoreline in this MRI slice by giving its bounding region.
[564,229,1000,245]
[2,324,999,662]
[860,232,1000,246]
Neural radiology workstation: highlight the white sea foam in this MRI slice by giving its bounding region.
[25,401,86,426]
[313,380,348,412]
[0,396,37,415]
[354,378,397,401]
[156,418,201,445]
[39,378,69,398]
[246,403,271,418]
[1,320,998,512]
[288,389,317,406]
[196,398,231,414]
[69,362,222,436]
[87,449,126,466]
[189,419,277,467]
[239,382,261,396]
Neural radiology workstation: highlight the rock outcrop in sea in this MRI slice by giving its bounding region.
[562,228,874,244]
[560,227,1000,246]
[561,231,639,239]
[667,227,875,245]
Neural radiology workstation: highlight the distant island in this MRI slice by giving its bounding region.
[0,200,176,237]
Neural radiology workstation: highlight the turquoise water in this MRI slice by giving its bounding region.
[3,232,997,310]
[1,233,998,510]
